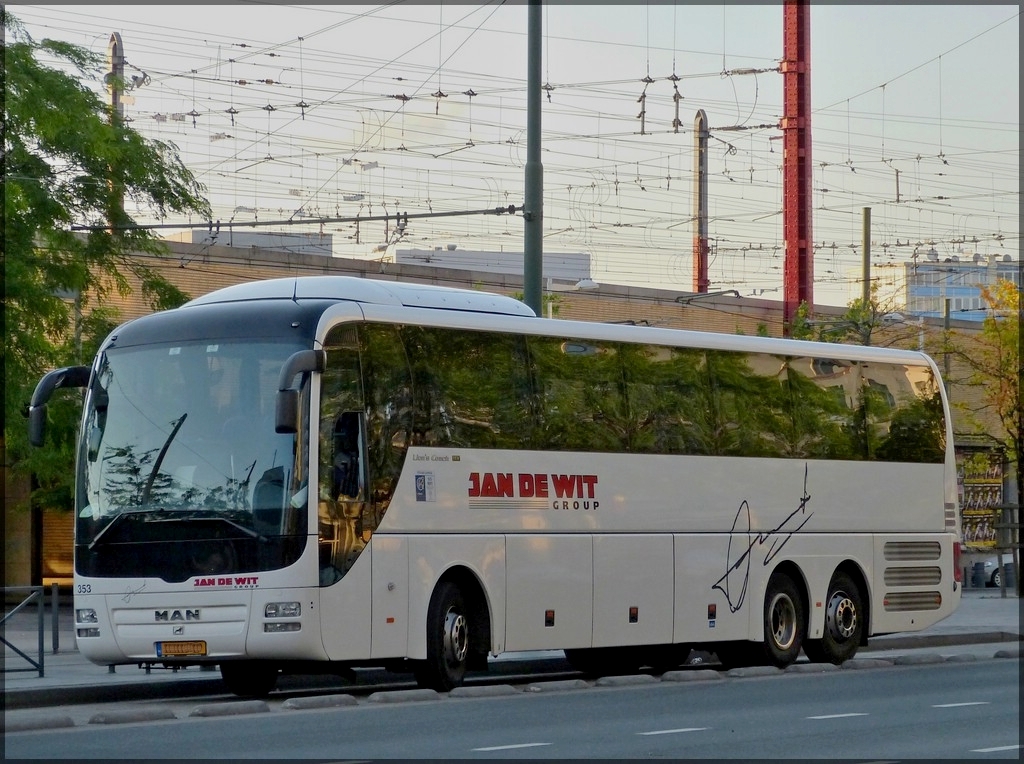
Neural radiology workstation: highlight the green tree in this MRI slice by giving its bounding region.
[3,11,211,508]
[946,280,1022,513]
[790,287,895,347]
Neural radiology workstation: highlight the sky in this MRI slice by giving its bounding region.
[9,3,1020,307]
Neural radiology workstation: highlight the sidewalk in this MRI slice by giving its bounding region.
[3,589,1020,710]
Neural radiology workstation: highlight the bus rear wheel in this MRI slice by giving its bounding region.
[804,571,863,664]
[220,661,279,697]
[762,572,805,668]
[415,581,470,691]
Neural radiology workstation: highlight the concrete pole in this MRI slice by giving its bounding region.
[693,110,710,293]
[107,32,125,231]
[523,2,543,315]
[862,207,871,306]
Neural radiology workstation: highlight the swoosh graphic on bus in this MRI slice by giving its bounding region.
[712,464,813,613]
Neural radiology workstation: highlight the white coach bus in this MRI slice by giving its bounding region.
[29,276,962,696]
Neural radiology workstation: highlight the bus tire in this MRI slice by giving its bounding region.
[803,571,863,664]
[763,573,805,668]
[415,581,469,691]
[219,661,279,697]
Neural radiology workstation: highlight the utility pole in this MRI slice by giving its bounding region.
[523,2,543,315]
[693,109,710,293]
[781,0,813,333]
[107,31,126,231]
[862,207,871,307]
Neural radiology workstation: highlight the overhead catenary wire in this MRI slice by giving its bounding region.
[13,4,1018,300]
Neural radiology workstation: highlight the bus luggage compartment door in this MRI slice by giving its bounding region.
[505,534,592,652]
[592,534,673,647]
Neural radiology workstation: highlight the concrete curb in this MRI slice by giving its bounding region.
[449,683,521,698]
[188,700,270,717]
[725,666,784,678]
[4,715,75,733]
[842,658,895,669]
[367,688,439,704]
[595,674,659,687]
[786,662,840,674]
[524,678,590,693]
[893,653,946,666]
[661,669,723,682]
[88,707,178,725]
[282,694,358,710]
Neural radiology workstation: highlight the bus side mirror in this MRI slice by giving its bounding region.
[275,349,326,434]
[27,365,91,447]
[276,389,299,434]
[28,406,48,449]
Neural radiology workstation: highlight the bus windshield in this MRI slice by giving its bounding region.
[75,339,310,582]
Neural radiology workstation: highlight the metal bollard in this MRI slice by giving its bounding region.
[51,582,60,654]
[971,561,986,589]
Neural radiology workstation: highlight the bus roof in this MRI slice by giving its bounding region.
[183,276,536,318]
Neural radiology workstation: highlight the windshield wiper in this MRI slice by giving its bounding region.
[140,413,187,506]
[147,510,267,542]
[88,507,166,550]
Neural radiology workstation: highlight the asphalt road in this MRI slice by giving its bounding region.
[5,656,1019,759]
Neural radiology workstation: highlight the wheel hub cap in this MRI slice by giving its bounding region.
[825,591,857,640]
[443,608,468,664]
[769,593,797,650]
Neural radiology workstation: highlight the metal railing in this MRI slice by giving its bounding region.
[2,586,46,677]
[990,503,1021,598]
[2,583,64,678]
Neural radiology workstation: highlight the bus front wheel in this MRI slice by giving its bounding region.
[804,571,863,665]
[763,573,805,668]
[220,661,279,697]
[415,581,469,691]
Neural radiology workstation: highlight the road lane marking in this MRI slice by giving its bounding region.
[472,743,551,752]
[807,713,868,720]
[637,728,709,736]
[933,701,990,708]
[971,744,1023,753]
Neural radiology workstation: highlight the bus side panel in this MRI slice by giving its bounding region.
[674,534,875,644]
[319,548,372,661]
[673,535,750,643]
[370,535,409,659]
[505,534,592,652]
[592,534,673,647]
[406,535,506,660]
[247,587,326,660]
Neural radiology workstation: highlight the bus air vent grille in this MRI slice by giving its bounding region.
[883,566,942,586]
[883,541,941,561]
[882,591,942,611]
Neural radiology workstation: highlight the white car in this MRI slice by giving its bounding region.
[982,553,1014,588]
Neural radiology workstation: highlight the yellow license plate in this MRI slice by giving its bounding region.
[155,640,207,657]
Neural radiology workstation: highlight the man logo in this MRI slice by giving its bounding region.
[154,609,200,622]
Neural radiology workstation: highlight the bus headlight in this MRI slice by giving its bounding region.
[76,608,98,624]
[77,628,101,638]
[264,602,301,618]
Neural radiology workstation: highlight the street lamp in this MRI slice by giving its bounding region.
[546,277,599,318]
